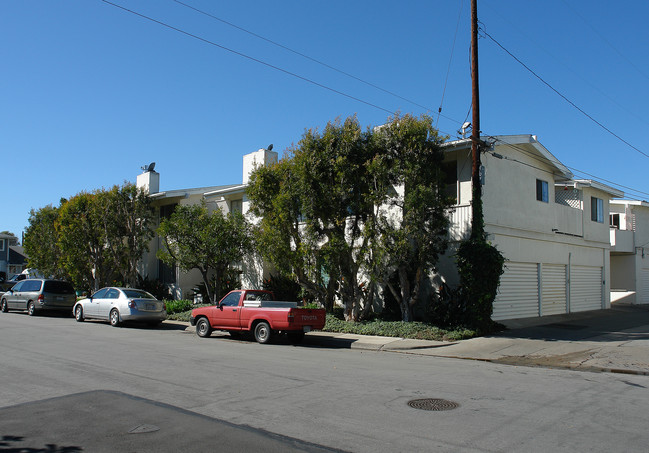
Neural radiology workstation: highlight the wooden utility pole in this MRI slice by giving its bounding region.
[470,0,484,240]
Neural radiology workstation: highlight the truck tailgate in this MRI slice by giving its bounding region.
[288,308,326,331]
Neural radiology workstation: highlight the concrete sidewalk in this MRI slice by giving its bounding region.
[178,304,649,375]
[300,304,649,375]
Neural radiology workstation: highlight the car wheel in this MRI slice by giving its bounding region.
[75,305,84,322]
[0,299,8,313]
[27,302,36,316]
[196,318,212,338]
[109,309,121,327]
[287,331,305,344]
[254,321,272,344]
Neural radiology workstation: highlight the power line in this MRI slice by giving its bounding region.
[101,1,461,138]
[173,0,464,127]
[485,136,649,199]
[480,1,649,128]
[482,29,649,160]
[559,0,649,83]
[436,0,465,128]
[101,0,395,115]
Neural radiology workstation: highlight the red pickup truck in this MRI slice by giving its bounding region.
[189,290,326,344]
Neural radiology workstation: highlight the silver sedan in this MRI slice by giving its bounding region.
[73,287,167,327]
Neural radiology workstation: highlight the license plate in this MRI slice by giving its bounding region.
[56,296,63,301]
[147,304,155,310]
[303,326,312,332]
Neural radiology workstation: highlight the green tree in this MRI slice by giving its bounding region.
[57,192,108,292]
[372,114,451,322]
[248,116,380,320]
[156,202,251,303]
[98,184,155,287]
[248,114,451,322]
[23,205,66,279]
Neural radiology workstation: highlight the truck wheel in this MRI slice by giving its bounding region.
[196,318,212,338]
[254,321,272,344]
[287,331,305,344]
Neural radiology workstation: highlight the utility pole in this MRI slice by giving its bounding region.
[470,0,484,240]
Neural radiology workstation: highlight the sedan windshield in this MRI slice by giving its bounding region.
[122,289,156,300]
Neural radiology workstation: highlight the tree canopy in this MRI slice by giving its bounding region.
[156,202,252,303]
[23,183,155,292]
[247,114,452,321]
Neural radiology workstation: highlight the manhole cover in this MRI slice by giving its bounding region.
[407,398,459,411]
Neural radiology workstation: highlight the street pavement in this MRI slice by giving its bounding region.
[2,303,648,452]
[295,303,649,375]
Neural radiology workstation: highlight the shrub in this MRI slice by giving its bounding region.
[164,299,194,315]
[455,237,505,331]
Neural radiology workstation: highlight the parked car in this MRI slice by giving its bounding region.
[0,279,76,315]
[73,287,167,327]
[190,289,326,344]
[0,273,28,292]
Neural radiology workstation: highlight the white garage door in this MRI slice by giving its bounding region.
[493,262,539,321]
[639,269,649,304]
[570,265,602,312]
[541,264,567,316]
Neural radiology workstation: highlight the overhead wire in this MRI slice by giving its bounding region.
[436,0,465,128]
[482,28,649,160]
[173,0,464,127]
[100,0,462,138]
[559,0,649,83]
[482,136,649,199]
[481,0,649,128]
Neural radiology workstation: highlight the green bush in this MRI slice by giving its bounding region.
[164,299,194,315]
[323,313,476,341]
[455,237,505,331]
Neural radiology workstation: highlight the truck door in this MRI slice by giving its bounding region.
[213,291,242,328]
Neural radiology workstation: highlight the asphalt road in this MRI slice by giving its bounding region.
[1,311,648,452]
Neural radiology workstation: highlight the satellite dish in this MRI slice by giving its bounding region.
[267,144,273,151]
[141,162,156,172]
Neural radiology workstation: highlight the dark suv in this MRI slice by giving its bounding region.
[1,279,76,316]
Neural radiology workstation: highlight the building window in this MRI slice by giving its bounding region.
[536,179,549,203]
[0,239,4,252]
[231,199,243,214]
[610,213,620,229]
[591,197,604,223]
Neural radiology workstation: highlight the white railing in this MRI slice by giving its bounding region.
[448,205,472,241]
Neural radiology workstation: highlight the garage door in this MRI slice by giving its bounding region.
[541,264,567,316]
[570,265,602,312]
[639,269,649,304]
[493,262,539,320]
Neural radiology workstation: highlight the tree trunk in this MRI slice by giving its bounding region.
[398,266,413,322]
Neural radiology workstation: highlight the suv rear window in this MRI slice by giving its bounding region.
[43,281,75,294]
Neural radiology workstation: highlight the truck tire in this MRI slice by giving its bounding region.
[196,318,212,338]
[253,321,272,344]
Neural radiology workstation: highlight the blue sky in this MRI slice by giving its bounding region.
[2,0,648,239]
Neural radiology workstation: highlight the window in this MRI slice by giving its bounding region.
[92,288,109,299]
[220,291,242,306]
[536,179,549,203]
[591,197,604,223]
[610,213,620,229]
[0,239,4,252]
[230,199,243,214]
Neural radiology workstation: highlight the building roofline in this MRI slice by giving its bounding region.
[443,134,573,179]
[571,179,624,198]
